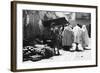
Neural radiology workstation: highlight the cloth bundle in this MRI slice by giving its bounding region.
[23,45,54,62]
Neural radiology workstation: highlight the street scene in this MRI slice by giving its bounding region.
[23,10,91,63]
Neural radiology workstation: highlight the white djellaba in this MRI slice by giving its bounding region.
[82,25,90,49]
[70,25,84,51]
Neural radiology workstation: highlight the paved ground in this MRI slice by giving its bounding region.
[32,38,91,63]
[23,48,92,69]
[31,49,91,63]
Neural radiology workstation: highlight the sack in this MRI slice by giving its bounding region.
[30,55,42,62]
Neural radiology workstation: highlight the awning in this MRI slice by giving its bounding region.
[42,17,69,27]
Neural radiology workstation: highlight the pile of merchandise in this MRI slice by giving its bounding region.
[23,45,54,62]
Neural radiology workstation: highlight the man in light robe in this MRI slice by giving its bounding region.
[82,25,90,49]
[71,24,84,51]
[62,25,74,51]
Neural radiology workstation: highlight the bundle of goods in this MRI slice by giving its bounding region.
[23,45,54,62]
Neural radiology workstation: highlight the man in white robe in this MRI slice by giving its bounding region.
[82,25,90,49]
[71,24,84,51]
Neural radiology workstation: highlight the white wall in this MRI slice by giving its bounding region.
[0,0,99,73]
